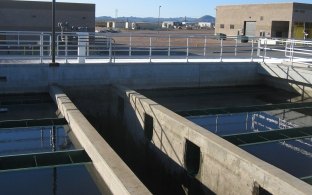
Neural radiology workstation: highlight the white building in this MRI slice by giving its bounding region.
[131,22,159,30]
[198,22,213,28]
[162,21,174,28]
[162,21,183,29]
[107,21,127,29]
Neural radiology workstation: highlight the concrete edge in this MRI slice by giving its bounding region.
[115,84,312,195]
[49,85,151,195]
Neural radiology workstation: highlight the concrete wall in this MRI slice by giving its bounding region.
[0,62,260,94]
[0,0,95,32]
[258,62,312,99]
[112,85,312,195]
[49,86,151,195]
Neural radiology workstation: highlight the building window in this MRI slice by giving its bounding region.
[230,24,234,29]
[220,24,224,29]
[260,16,264,21]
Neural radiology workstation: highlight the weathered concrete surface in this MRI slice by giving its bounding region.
[0,62,260,93]
[113,85,312,195]
[258,62,312,98]
[49,86,151,195]
[258,62,312,86]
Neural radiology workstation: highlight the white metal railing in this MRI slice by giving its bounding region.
[0,31,311,66]
[257,38,312,67]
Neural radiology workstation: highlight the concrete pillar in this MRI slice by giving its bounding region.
[77,32,89,63]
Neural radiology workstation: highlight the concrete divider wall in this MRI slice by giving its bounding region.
[49,86,151,195]
[0,62,260,93]
[113,85,312,195]
[258,62,312,98]
[258,62,312,86]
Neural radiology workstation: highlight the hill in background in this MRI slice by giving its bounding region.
[96,15,215,23]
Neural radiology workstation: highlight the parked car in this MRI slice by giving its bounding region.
[216,33,226,40]
[237,35,249,43]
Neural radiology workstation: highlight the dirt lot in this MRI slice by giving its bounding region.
[103,29,228,48]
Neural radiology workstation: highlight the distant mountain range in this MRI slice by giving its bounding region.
[96,15,215,23]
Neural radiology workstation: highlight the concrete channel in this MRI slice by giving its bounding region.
[0,61,312,194]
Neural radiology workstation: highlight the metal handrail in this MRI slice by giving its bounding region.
[0,31,311,66]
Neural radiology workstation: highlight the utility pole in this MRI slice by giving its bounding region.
[50,0,59,66]
[158,6,162,30]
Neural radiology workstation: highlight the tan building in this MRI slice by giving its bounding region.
[215,3,312,39]
[0,0,95,32]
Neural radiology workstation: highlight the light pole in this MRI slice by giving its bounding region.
[158,5,162,30]
[50,0,59,66]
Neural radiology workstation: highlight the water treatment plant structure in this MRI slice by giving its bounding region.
[0,2,312,193]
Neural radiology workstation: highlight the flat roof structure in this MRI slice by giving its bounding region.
[215,2,312,39]
[0,0,95,32]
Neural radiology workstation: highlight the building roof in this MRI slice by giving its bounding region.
[216,2,311,8]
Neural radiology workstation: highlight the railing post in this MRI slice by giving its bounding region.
[220,38,223,62]
[263,39,267,62]
[86,37,90,57]
[40,33,44,64]
[262,39,266,62]
[257,39,261,57]
[204,35,207,56]
[186,37,189,62]
[49,35,52,56]
[17,32,20,45]
[56,35,59,57]
[168,35,171,57]
[65,35,68,64]
[235,37,238,56]
[129,34,132,57]
[291,39,294,66]
[251,39,254,62]
[109,38,112,63]
[149,37,152,62]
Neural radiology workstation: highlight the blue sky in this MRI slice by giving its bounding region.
[23,0,312,17]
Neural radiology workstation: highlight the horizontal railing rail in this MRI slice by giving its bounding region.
[0,31,311,66]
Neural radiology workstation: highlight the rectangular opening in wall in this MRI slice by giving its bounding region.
[253,183,273,195]
[230,24,234,29]
[144,113,153,141]
[220,24,224,29]
[271,21,289,38]
[184,139,200,176]
[259,186,272,195]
